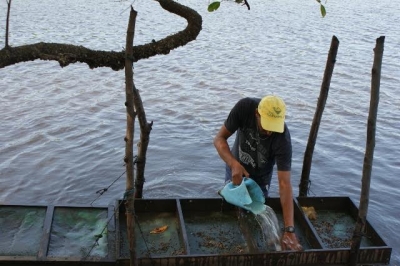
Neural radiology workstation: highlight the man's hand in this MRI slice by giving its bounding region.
[281,232,303,251]
[213,125,250,185]
[230,160,249,185]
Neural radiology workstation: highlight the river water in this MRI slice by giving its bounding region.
[0,0,399,264]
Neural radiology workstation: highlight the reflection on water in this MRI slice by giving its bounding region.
[0,0,399,264]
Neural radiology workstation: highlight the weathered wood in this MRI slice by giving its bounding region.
[132,248,392,266]
[0,198,392,266]
[131,64,152,198]
[299,35,339,197]
[349,36,385,266]
[0,0,202,70]
[37,205,54,260]
[124,6,138,266]
[5,0,11,48]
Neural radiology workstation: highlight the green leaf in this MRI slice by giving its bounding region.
[208,1,221,12]
[320,4,326,17]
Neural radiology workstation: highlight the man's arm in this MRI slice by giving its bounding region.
[214,125,249,185]
[277,170,302,251]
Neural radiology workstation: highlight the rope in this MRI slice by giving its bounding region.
[134,212,153,258]
[84,155,144,261]
[119,0,137,16]
[90,155,138,206]
[82,201,124,261]
[307,179,316,196]
[123,188,135,200]
[90,170,126,206]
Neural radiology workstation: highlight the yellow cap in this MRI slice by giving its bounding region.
[258,95,286,133]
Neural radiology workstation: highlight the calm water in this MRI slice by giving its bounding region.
[0,0,399,264]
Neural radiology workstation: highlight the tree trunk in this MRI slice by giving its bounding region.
[349,36,385,266]
[299,35,339,197]
[124,7,138,266]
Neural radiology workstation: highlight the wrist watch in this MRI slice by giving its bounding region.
[283,226,295,233]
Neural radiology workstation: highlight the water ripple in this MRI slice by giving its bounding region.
[0,0,399,263]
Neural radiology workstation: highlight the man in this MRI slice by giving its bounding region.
[213,95,302,251]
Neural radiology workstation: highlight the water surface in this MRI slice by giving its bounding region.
[0,0,399,264]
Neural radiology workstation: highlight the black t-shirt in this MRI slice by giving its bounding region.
[224,97,292,188]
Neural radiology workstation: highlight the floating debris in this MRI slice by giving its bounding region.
[302,206,317,220]
[150,225,168,234]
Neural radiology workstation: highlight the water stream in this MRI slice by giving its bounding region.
[237,205,282,252]
[255,206,282,251]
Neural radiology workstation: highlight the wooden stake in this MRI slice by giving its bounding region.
[299,35,339,197]
[131,59,153,199]
[5,0,12,48]
[124,6,138,266]
[349,36,385,266]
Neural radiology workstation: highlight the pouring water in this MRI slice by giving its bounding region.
[254,205,282,251]
[237,205,282,252]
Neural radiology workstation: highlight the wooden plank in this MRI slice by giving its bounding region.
[115,200,122,261]
[179,198,236,212]
[175,199,190,255]
[107,204,116,261]
[37,205,54,259]
[133,199,178,213]
[293,198,323,249]
[133,248,391,266]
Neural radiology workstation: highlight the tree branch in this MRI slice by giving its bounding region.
[0,0,202,70]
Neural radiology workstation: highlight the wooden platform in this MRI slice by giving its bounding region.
[0,197,392,265]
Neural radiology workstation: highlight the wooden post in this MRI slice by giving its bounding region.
[5,0,12,48]
[124,6,138,266]
[299,35,339,197]
[131,56,153,199]
[349,36,385,266]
